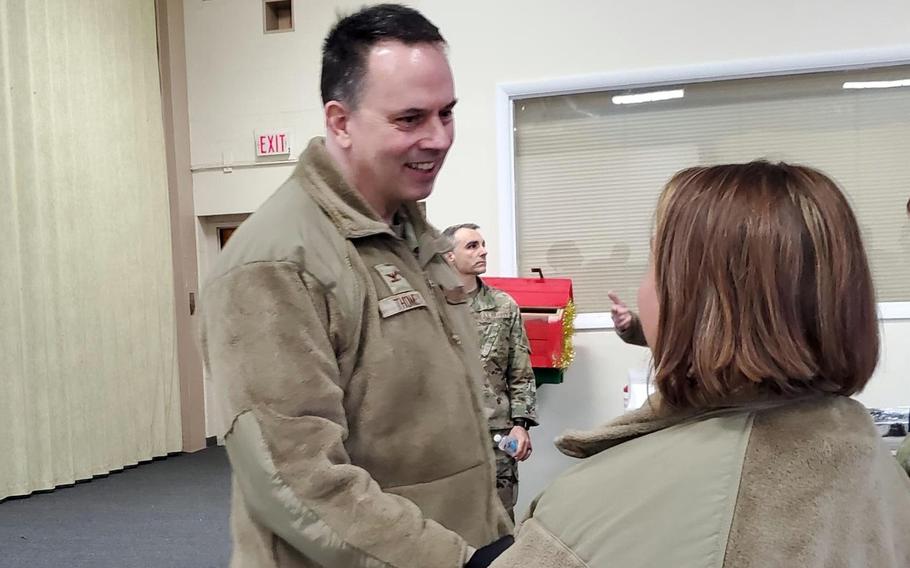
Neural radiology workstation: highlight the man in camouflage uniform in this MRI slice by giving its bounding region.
[444,223,538,520]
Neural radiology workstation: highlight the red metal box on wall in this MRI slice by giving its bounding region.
[482,276,575,384]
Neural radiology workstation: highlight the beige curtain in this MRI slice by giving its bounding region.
[0,0,181,500]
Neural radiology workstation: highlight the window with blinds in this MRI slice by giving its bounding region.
[513,65,910,315]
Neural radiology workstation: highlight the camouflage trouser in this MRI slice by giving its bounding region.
[491,429,519,521]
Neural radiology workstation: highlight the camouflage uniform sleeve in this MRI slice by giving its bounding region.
[616,312,648,347]
[506,301,538,426]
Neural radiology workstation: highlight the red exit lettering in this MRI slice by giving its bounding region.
[256,132,289,156]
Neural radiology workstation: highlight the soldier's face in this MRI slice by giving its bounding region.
[339,41,456,214]
[451,228,488,276]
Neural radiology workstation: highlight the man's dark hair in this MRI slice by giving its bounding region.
[442,223,480,245]
[321,4,445,107]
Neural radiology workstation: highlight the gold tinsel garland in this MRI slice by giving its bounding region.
[553,299,576,369]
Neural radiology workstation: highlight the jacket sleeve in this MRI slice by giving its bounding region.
[616,313,648,347]
[201,261,470,568]
[505,303,538,426]
[488,497,585,568]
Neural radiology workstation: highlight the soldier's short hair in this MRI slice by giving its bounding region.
[321,5,445,107]
[442,223,480,246]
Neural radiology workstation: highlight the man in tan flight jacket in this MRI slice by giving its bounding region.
[199,5,513,567]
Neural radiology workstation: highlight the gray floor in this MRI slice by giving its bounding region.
[0,447,232,568]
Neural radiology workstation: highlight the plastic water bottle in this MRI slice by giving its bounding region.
[493,433,519,457]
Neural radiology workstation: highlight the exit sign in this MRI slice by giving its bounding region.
[255,131,291,156]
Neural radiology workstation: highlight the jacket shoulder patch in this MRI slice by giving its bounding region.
[373,263,415,294]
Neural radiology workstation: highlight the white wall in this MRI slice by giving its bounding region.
[183,0,910,514]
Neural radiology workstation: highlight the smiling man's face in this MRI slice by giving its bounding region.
[342,40,456,217]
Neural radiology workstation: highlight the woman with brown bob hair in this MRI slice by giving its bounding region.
[492,162,910,568]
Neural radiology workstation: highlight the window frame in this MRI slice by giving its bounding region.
[496,46,910,330]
